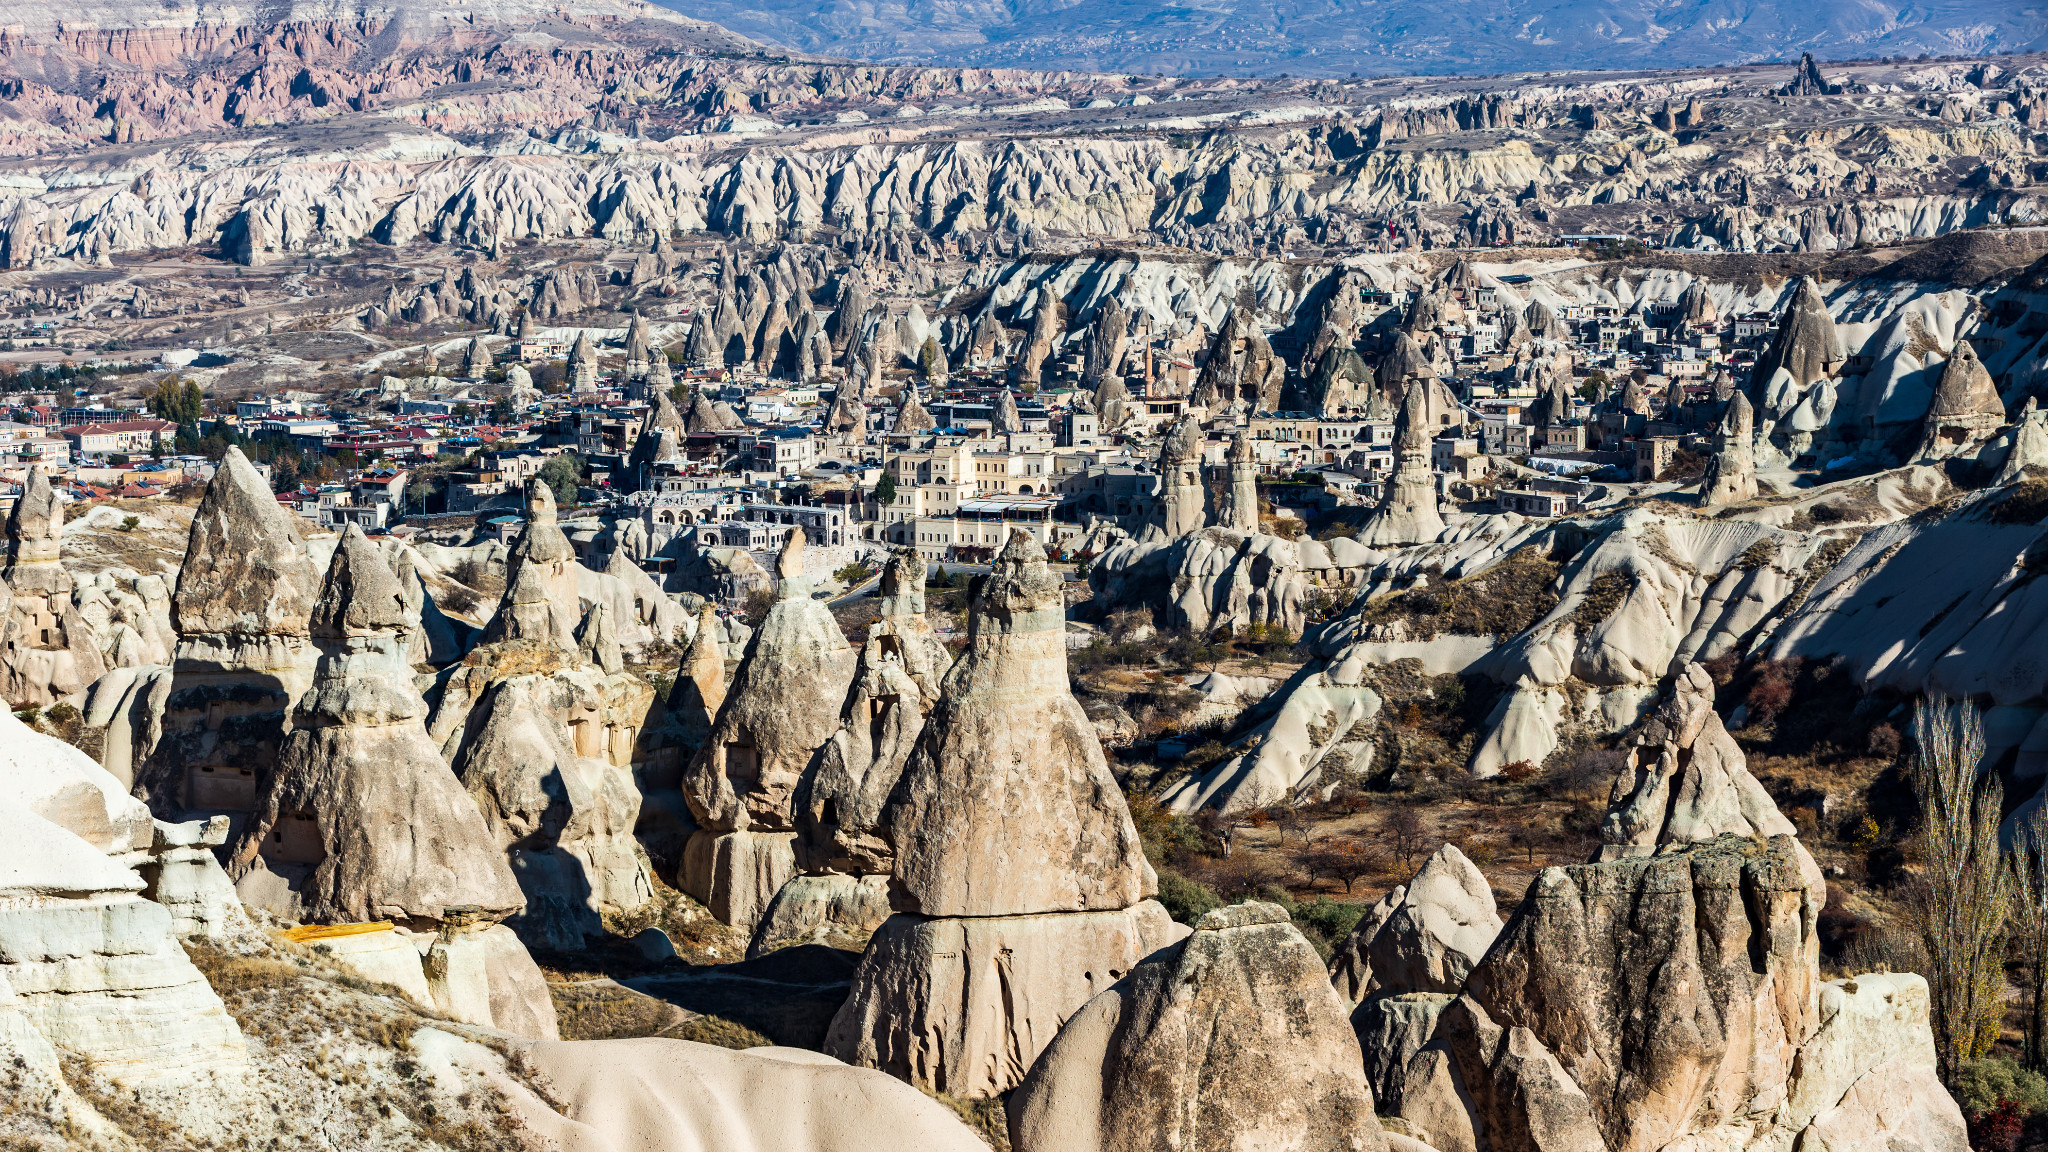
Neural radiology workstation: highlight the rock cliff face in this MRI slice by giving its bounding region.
[828,531,1180,1098]
[1010,902,1386,1152]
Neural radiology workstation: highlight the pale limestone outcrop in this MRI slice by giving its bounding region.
[227,525,525,928]
[1192,306,1286,413]
[1328,845,1502,1002]
[445,658,654,951]
[143,445,321,817]
[1993,397,2048,486]
[1009,902,1385,1152]
[300,919,559,1040]
[426,482,657,950]
[747,873,894,958]
[826,903,1187,1099]
[1598,662,1803,861]
[641,602,726,866]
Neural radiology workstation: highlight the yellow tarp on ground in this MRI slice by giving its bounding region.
[280,921,394,943]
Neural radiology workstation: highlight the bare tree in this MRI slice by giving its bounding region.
[1384,806,1428,870]
[1905,696,2014,1084]
[2012,805,2048,1073]
[1296,836,1377,893]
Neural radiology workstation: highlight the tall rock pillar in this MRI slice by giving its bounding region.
[1223,430,1259,533]
[825,532,1184,1098]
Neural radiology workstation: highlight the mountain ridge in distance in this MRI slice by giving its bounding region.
[654,0,2047,76]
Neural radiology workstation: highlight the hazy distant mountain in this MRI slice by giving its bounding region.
[658,0,2045,76]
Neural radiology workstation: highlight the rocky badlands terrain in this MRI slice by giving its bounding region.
[0,1,2043,1150]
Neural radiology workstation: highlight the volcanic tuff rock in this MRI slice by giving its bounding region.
[1914,340,2006,461]
[227,525,526,929]
[0,708,248,1094]
[680,529,855,930]
[759,552,948,955]
[1393,835,1828,1152]
[1156,415,1209,540]
[3,465,65,596]
[881,531,1154,916]
[828,532,1178,1096]
[681,529,855,835]
[1357,383,1447,548]
[1328,845,1502,1003]
[825,902,1188,1098]
[1598,662,1805,862]
[1010,901,1385,1152]
[142,445,323,817]
[1700,390,1760,506]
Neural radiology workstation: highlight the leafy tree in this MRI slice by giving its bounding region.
[1908,698,2014,1085]
[488,397,514,424]
[873,471,897,506]
[147,377,203,424]
[537,453,584,506]
[918,336,941,379]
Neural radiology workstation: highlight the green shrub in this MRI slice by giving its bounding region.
[1954,1056,2048,1118]
[1291,896,1367,960]
[1156,872,1222,925]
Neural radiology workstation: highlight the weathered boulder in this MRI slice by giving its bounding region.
[1394,835,1823,1152]
[1599,662,1803,861]
[1009,901,1385,1152]
[1328,845,1502,1001]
